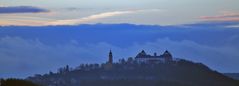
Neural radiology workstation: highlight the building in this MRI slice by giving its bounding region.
[105,50,173,64]
[108,50,113,64]
[135,50,173,63]
[104,50,113,70]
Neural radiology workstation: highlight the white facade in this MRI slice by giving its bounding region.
[135,50,173,63]
[136,57,166,63]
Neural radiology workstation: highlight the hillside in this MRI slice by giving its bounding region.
[0,78,39,86]
[224,73,239,80]
[27,58,239,86]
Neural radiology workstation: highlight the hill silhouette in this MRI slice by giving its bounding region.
[27,57,239,86]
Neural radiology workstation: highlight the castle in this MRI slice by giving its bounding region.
[107,50,173,64]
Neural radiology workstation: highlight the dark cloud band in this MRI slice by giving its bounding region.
[0,6,48,14]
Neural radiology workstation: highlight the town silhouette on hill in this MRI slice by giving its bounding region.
[24,50,239,86]
[1,50,239,86]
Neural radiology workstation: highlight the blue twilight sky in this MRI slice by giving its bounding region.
[0,0,239,78]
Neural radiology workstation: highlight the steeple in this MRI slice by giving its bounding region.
[108,50,113,64]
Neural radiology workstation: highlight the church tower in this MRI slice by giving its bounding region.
[104,50,113,70]
[108,50,113,64]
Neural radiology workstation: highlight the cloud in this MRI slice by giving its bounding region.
[47,9,161,25]
[0,19,49,26]
[0,6,48,14]
[0,9,161,26]
[0,13,56,26]
[226,25,239,28]
[200,11,239,22]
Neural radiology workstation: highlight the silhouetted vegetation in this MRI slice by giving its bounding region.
[80,79,192,86]
[0,78,38,86]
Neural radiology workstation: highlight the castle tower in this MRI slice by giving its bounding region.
[163,50,173,61]
[108,50,113,64]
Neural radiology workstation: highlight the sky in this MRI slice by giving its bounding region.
[0,0,239,78]
[0,0,239,26]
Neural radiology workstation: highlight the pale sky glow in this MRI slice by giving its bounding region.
[47,9,161,25]
[0,0,239,25]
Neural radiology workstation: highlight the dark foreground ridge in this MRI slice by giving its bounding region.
[26,50,239,86]
[0,78,38,86]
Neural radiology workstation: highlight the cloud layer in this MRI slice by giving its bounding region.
[0,6,48,14]
[200,12,239,22]
[48,9,161,25]
[0,9,161,26]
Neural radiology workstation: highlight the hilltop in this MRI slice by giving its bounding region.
[26,50,239,86]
